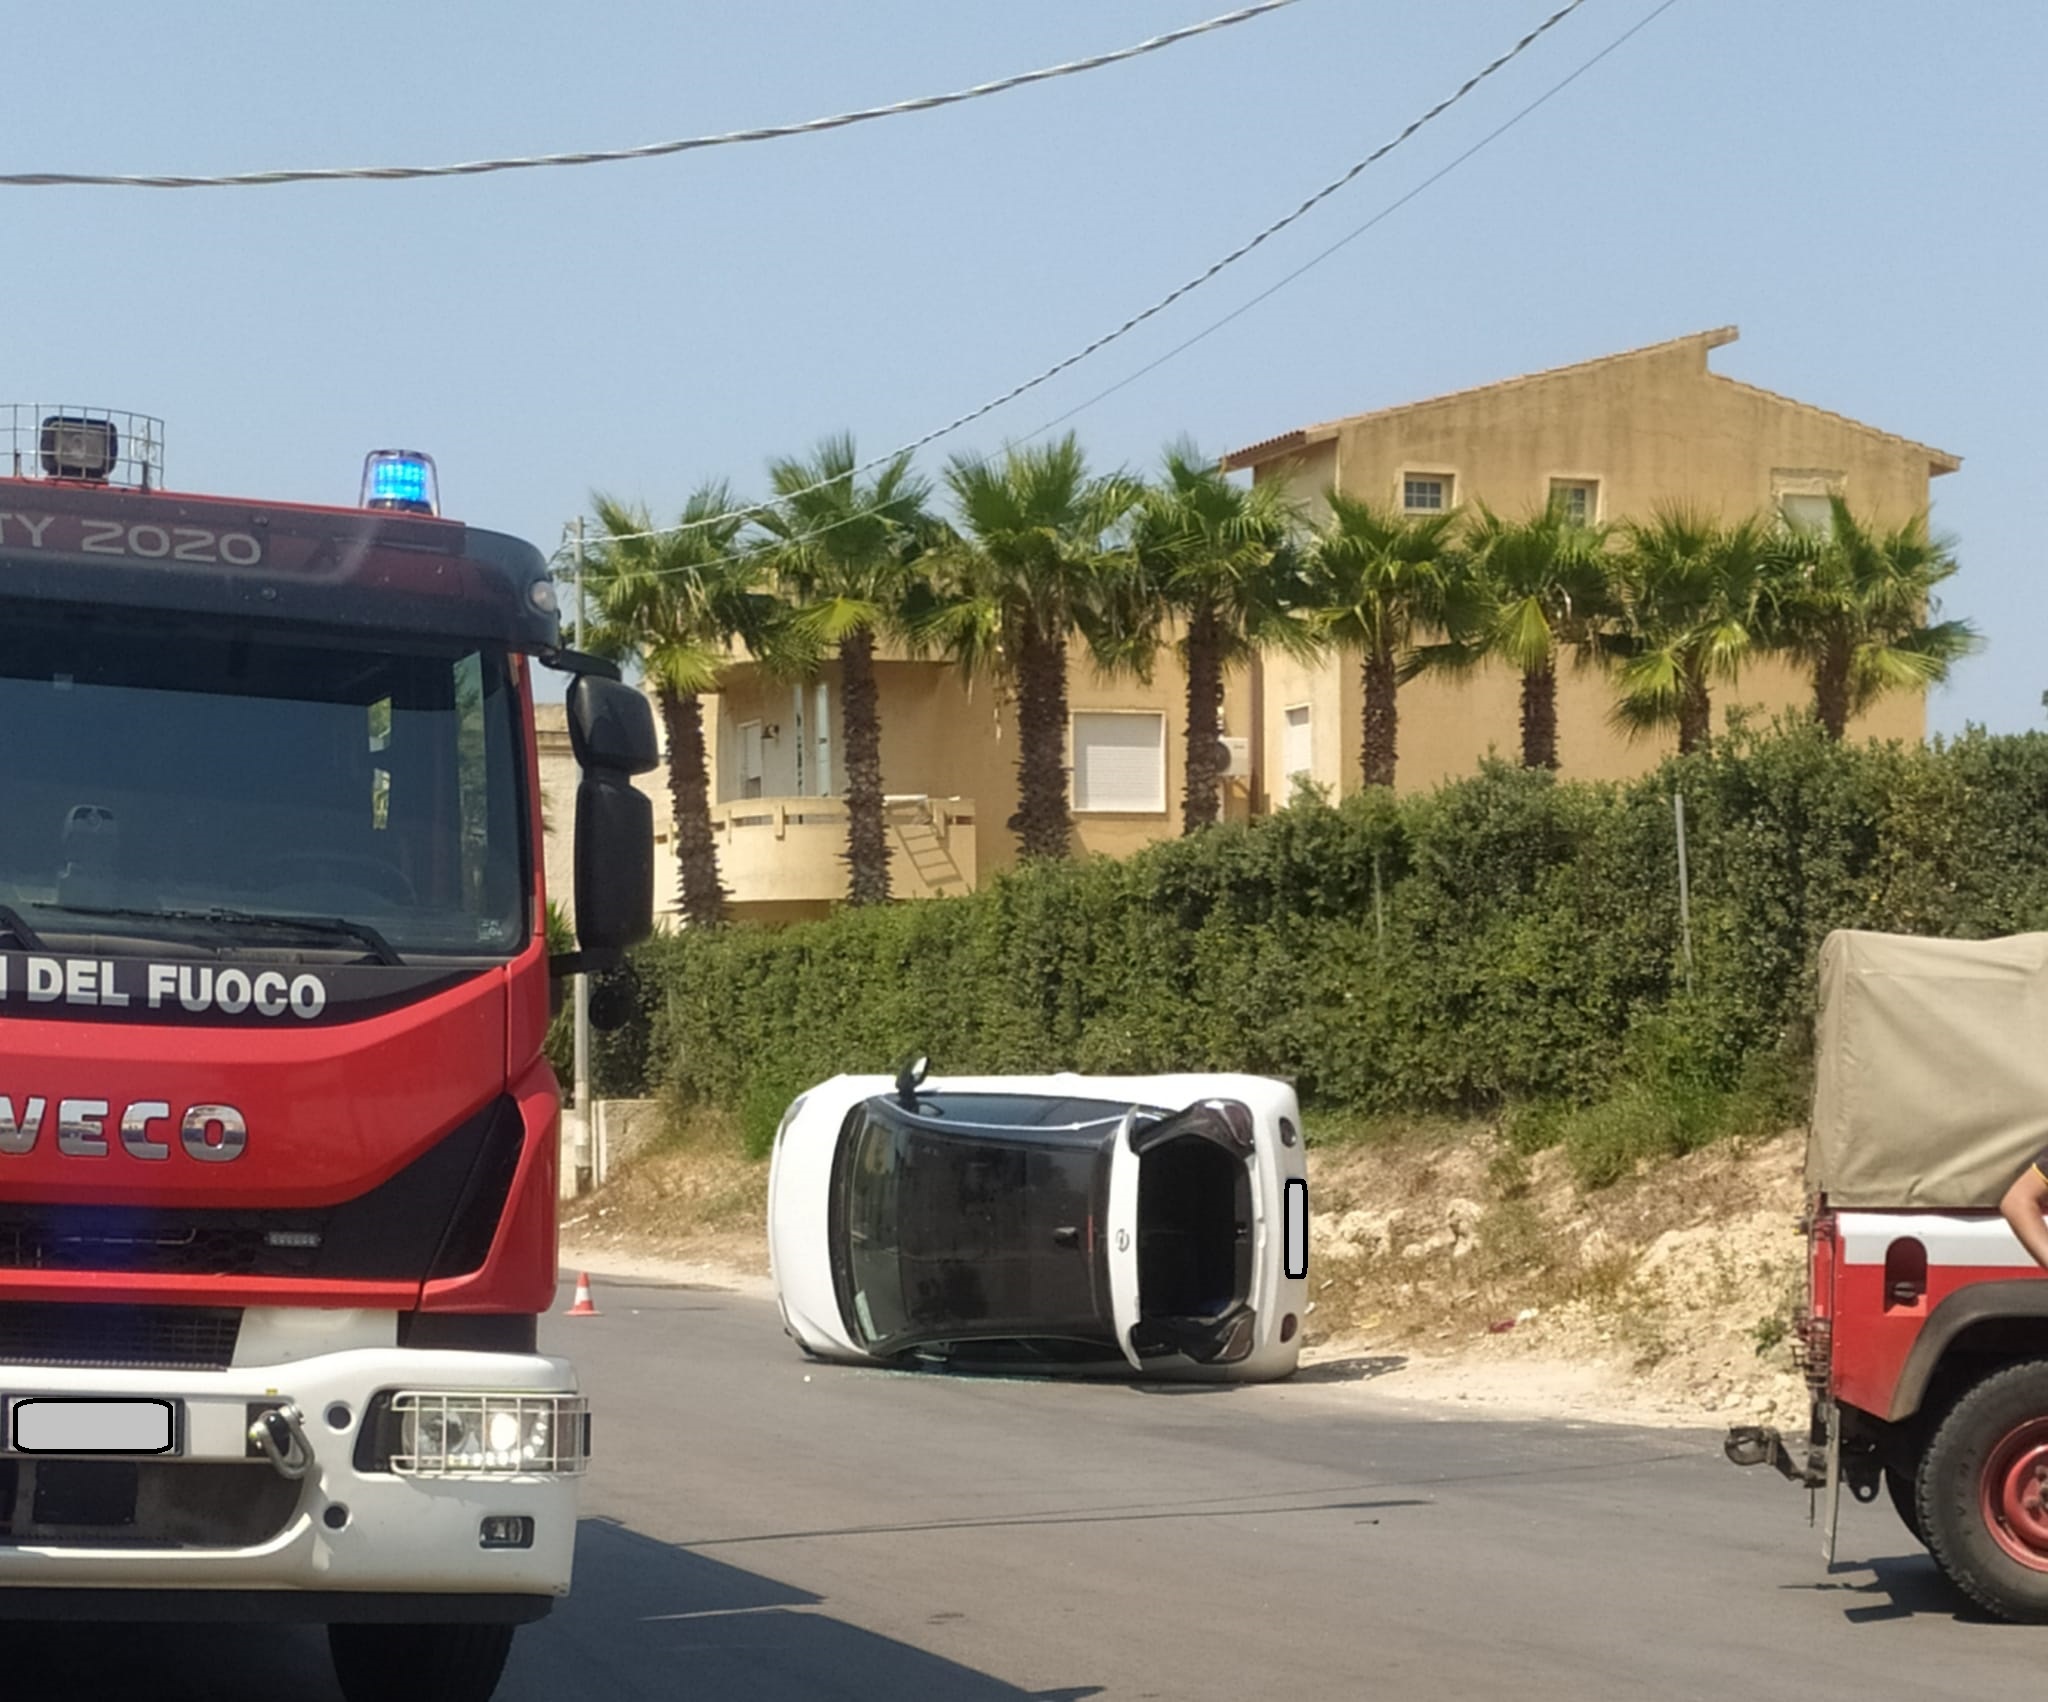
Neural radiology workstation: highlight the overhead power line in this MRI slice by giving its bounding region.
[1031,0,1687,439]
[581,0,1594,552]
[0,1,1303,191]
[578,0,1672,598]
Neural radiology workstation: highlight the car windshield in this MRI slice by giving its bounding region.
[0,604,528,960]
[830,1095,1127,1354]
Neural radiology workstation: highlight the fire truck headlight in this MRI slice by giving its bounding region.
[381,1392,587,1476]
[361,449,440,516]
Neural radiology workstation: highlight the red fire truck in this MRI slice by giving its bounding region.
[0,409,655,1700]
[1728,929,2048,1623]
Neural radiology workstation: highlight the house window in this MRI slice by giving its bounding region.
[1779,493,1835,536]
[1282,704,1313,781]
[1773,470,1842,538]
[1402,474,1452,513]
[813,682,832,797]
[740,720,765,801]
[1549,479,1599,526]
[1071,712,1166,814]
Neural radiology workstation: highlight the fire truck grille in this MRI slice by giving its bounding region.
[0,1208,325,1278]
[0,1095,526,1286]
[0,1302,241,1370]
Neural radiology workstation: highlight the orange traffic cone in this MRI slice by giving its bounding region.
[565,1272,600,1317]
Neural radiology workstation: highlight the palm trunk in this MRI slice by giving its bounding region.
[1676,672,1711,756]
[838,628,891,906]
[1813,639,1852,741]
[1361,639,1398,788]
[657,685,726,928]
[1012,623,1072,860]
[1519,663,1559,771]
[1180,605,1226,834]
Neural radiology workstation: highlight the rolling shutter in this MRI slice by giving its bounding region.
[1071,713,1165,813]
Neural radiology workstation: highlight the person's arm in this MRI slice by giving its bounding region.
[2000,1161,2048,1272]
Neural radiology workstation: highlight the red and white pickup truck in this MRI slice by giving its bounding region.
[1728,929,2048,1621]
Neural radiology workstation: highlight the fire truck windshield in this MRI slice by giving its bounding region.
[0,605,529,961]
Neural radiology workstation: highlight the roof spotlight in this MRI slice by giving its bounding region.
[361,450,440,516]
[40,414,119,481]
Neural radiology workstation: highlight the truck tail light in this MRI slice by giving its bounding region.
[1796,1315,1832,1400]
[1797,1204,1836,1399]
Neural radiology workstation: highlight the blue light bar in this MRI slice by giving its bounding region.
[361,449,440,515]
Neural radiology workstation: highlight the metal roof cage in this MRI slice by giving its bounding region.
[3,405,164,491]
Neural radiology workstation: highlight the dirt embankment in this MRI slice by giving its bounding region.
[1295,1127,1808,1428]
[560,1111,1810,1432]
[560,1111,771,1281]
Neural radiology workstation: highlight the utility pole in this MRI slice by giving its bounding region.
[572,516,591,1136]
[1673,790,1694,997]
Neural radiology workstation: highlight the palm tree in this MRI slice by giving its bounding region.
[1300,492,1464,789]
[1763,495,1979,741]
[1432,500,1615,771]
[1124,444,1312,832]
[1608,508,1770,755]
[752,435,934,906]
[920,435,1139,860]
[583,485,771,928]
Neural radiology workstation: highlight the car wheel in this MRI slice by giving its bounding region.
[1919,1359,2048,1621]
[329,1622,517,1702]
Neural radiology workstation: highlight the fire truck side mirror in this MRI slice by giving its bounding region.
[566,677,659,776]
[564,677,658,959]
[573,772,654,957]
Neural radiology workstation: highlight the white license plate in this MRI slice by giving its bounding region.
[10,1397,178,1456]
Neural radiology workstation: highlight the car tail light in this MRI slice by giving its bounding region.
[1205,1100,1256,1152]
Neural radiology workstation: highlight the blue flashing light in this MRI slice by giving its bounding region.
[361,449,440,515]
[371,457,430,507]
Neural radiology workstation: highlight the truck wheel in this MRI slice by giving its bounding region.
[1919,1359,2048,1621]
[329,1621,517,1702]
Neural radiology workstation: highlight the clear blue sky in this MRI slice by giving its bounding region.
[7,1,2040,733]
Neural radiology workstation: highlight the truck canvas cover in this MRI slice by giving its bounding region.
[1809,929,2048,1207]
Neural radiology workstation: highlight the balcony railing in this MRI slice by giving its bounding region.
[707,795,977,907]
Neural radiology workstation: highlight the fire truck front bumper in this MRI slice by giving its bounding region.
[0,1346,586,1619]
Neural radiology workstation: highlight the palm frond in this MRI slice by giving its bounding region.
[1763,496,1979,719]
[791,595,882,648]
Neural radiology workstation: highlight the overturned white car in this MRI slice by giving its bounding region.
[766,1068,1310,1382]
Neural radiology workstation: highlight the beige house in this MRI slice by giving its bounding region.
[1221,326,1961,798]
[699,635,1255,924]
[538,646,1251,928]
[548,326,1963,927]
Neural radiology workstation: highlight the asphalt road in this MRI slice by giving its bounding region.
[12,1273,2046,1699]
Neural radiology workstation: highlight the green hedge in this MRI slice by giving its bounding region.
[587,721,2048,1134]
